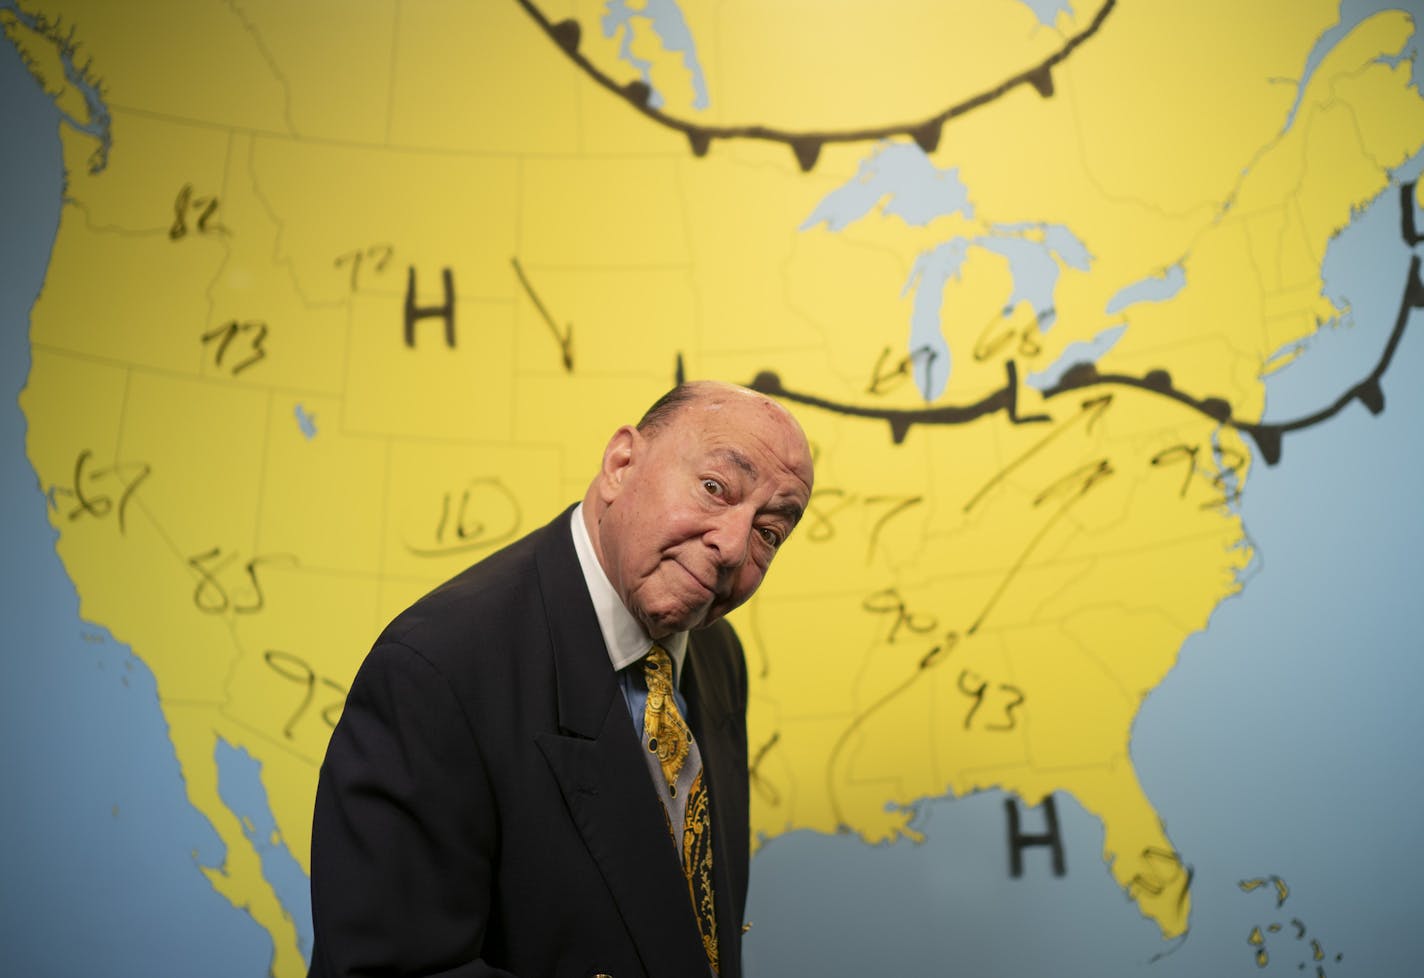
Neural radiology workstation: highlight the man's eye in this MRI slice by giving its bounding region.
[703,479,723,495]
[757,526,782,548]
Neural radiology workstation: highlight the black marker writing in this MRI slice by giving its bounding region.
[201,320,268,376]
[187,548,293,614]
[512,257,574,372]
[334,244,395,291]
[406,477,523,558]
[52,450,151,534]
[862,587,937,644]
[263,649,348,739]
[1005,795,1065,877]
[169,183,224,239]
[512,0,1116,171]
[404,266,456,348]
[958,669,1024,731]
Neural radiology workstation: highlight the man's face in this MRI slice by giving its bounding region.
[593,392,814,639]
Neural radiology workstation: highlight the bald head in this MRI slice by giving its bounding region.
[635,380,803,439]
[582,381,814,637]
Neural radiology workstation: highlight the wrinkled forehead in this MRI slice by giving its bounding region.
[686,393,814,488]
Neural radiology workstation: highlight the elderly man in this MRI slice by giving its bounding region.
[308,381,814,978]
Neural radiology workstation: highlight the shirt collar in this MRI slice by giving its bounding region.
[570,503,688,685]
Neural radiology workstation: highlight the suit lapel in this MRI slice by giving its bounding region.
[531,516,710,977]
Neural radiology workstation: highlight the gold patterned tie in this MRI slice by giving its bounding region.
[643,646,720,973]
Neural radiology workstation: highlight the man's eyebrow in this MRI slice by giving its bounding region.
[711,448,803,525]
[766,498,804,527]
[713,448,759,479]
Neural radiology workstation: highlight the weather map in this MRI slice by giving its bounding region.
[3,1,1424,975]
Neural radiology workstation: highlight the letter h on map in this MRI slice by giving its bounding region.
[1005,795,1066,878]
[404,266,456,348]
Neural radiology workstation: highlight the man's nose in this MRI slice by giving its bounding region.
[705,506,752,569]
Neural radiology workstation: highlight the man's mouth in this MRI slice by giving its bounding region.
[672,560,716,598]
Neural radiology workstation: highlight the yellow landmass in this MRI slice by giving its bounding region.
[671,0,1063,133]
[1113,9,1424,412]
[208,0,396,144]
[174,708,305,971]
[932,0,1346,417]
[23,0,292,132]
[27,133,228,374]
[17,0,1424,969]
[253,394,387,577]
[17,10,697,968]
[1066,0,1339,215]
[1,9,89,125]
[678,149,858,353]
[385,0,587,155]
[740,380,1249,937]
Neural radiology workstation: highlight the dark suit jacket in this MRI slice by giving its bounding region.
[308,507,751,978]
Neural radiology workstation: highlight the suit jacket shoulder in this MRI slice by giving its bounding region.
[311,506,751,978]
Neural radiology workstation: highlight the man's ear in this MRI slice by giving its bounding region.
[597,425,640,504]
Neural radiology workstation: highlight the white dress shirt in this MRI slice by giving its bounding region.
[570,503,700,856]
